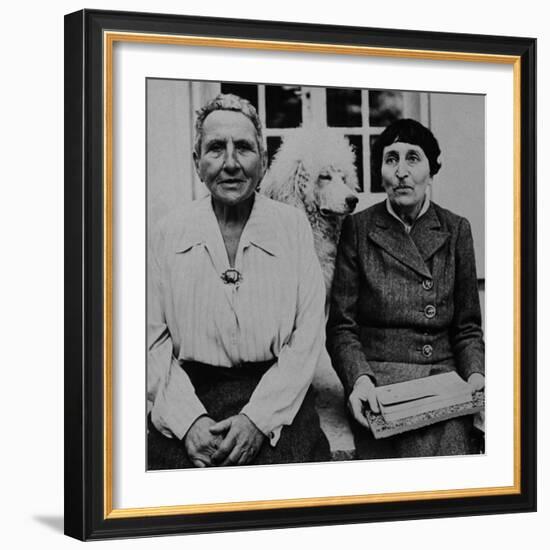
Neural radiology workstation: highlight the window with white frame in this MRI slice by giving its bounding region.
[220,82,427,195]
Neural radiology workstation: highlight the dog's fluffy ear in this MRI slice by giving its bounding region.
[261,133,301,200]
[292,160,316,210]
[261,159,306,209]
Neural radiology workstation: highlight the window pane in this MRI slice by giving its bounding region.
[327,89,362,127]
[369,90,404,127]
[220,83,259,110]
[265,85,302,128]
[266,136,282,167]
[345,135,363,192]
[369,134,385,193]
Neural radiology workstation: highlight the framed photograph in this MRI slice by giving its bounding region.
[64,9,536,540]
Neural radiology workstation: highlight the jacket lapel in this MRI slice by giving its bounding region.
[367,203,449,278]
[410,204,450,262]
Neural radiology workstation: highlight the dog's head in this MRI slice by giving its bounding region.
[262,130,360,217]
[296,163,359,217]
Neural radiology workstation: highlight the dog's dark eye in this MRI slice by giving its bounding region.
[319,173,331,180]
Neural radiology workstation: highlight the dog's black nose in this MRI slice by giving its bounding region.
[346,195,359,210]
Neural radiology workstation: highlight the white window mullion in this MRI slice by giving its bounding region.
[258,84,267,128]
[419,92,430,127]
[362,89,372,193]
[305,87,326,130]
[403,91,421,120]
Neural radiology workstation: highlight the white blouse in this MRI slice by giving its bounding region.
[148,193,325,446]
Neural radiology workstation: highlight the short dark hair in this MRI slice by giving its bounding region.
[371,118,442,177]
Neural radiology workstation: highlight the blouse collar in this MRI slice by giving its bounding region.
[385,194,431,233]
[175,193,281,257]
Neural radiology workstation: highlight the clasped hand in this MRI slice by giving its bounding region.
[184,414,265,468]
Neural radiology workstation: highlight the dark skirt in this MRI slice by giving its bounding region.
[352,414,480,460]
[148,360,330,470]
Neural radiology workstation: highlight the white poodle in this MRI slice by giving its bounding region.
[260,130,359,298]
[261,130,359,456]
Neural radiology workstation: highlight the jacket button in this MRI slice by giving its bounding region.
[422,344,433,358]
[422,279,433,290]
[424,304,436,318]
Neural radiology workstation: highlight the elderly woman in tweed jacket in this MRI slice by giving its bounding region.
[327,119,485,458]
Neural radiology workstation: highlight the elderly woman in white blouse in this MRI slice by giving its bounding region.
[147,94,330,469]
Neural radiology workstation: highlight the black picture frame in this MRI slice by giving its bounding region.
[64,9,536,541]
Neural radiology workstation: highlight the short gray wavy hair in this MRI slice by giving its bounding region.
[194,93,266,158]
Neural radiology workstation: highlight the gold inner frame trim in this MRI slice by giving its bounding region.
[105,31,518,64]
[103,31,522,520]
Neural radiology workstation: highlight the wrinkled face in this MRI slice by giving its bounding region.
[310,166,358,216]
[381,141,432,210]
[194,110,266,206]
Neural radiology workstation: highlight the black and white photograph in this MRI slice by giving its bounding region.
[146,80,486,470]
[58,4,537,544]
[1,0,545,545]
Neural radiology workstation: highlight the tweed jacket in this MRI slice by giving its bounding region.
[327,200,485,395]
